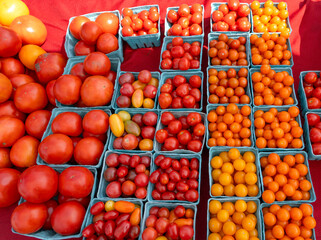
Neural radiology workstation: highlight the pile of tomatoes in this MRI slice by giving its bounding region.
[142,205,195,240]
[166,3,203,36]
[261,152,312,203]
[69,12,119,56]
[110,110,158,151]
[39,109,109,166]
[302,72,321,109]
[211,0,251,32]
[150,155,200,202]
[121,7,159,37]
[160,37,201,71]
[83,200,142,239]
[103,153,151,199]
[159,74,202,110]
[11,165,94,235]
[155,112,205,152]
[307,113,321,155]
[116,70,158,109]
[209,34,248,66]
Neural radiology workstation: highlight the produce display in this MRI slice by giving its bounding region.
[211,0,251,32]
[155,111,205,152]
[142,204,195,240]
[110,110,158,151]
[209,33,248,66]
[301,72,321,109]
[149,155,200,202]
[103,152,151,199]
[261,152,313,203]
[158,73,202,110]
[160,37,202,70]
[208,200,259,240]
[210,148,259,197]
[115,70,158,109]
[82,200,142,239]
[208,67,250,104]
[207,104,252,147]
[166,4,203,36]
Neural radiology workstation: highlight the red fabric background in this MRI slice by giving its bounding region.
[1,0,321,239]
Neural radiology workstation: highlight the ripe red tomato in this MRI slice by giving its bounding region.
[212,10,224,22]
[51,112,83,137]
[0,148,11,168]
[313,87,321,99]
[70,63,89,81]
[0,101,26,121]
[106,181,122,198]
[156,129,168,144]
[9,74,34,95]
[159,93,172,109]
[38,134,74,164]
[51,201,86,235]
[312,143,321,155]
[187,140,202,152]
[84,52,111,75]
[82,110,109,135]
[0,168,20,207]
[0,116,25,147]
[190,88,201,102]
[59,166,94,198]
[54,74,82,105]
[304,86,314,98]
[95,12,119,35]
[74,41,95,56]
[237,19,251,31]
[46,80,56,106]
[74,137,104,165]
[121,25,134,36]
[190,23,202,35]
[305,72,318,84]
[11,202,48,234]
[161,58,173,69]
[307,113,320,127]
[69,16,90,40]
[142,227,158,240]
[143,85,157,98]
[187,112,202,126]
[0,27,22,57]
[167,10,178,23]
[81,76,114,107]
[141,126,156,139]
[238,4,250,17]
[177,130,192,145]
[193,123,206,136]
[179,57,190,70]
[310,128,321,143]
[25,110,51,140]
[10,136,39,168]
[96,33,118,54]
[122,134,138,150]
[217,21,229,31]
[161,112,175,125]
[228,0,240,11]
[0,58,24,77]
[164,137,179,151]
[79,21,102,45]
[180,225,194,240]
[120,83,134,97]
[168,120,182,134]
[138,70,152,84]
[308,97,321,109]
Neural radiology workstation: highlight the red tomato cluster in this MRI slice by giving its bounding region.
[116,70,158,109]
[142,205,195,240]
[104,153,151,199]
[159,74,202,109]
[156,112,205,152]
[121,7,159,37]
[56,52,116,107]
[11,165,94,235]
[69,12,119,56]
[212,0,251,32]
[307,113,321,155]
[113,111,158,151]
[167,3,203,36]
[83,200,141,239]
[302,72,321,109]
[150,155,200,202]
[39,110,109,165]
[160,37,201,71]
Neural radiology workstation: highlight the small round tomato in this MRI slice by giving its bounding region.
[307,113,321,127]
[183,95,196,108]
[74,40,95,56]
[167,10,178,23]
[156,129,168,143]
[171,46,184,58]
[180,225,194,240]
[0,27,22,58]
[305,72,318,84]
[187,112,202,126]
[0,58,24,77]
[187,140,202,152]
[122,134,138,150]
[10,136,39,168]
[95,12,119,35]
[164,137,179,151]
[69,16,90,39]
[193,123,205,136]
[308,97,321,109]
[190,23,202,35]
[177,130,192,145]
[106,181,122,198]
[83,110,109,135]
[96,33,118,54]
[178,57,190,71]
[161,58,173,69]
[168,120,182,134]
[159,93,172,109]
[79,21,102,45]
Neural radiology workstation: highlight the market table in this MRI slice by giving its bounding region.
[1,0,321,239]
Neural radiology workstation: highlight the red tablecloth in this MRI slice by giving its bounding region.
[1,0,321,239]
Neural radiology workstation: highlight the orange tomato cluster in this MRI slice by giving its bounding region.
[210,148,259,197]
[209,33,248,66]
[263,204,316,240]
[251,32,291,66]
[252,65,295,106]
[251,0,291,34]
[207,104,252,147]
[208,200,259,240]
[208,68,250,104]
[261,153,312,203]
[254,106,303,149]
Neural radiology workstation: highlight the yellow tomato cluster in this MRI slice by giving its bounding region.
[251,0,290,34]
[210,148,259,197]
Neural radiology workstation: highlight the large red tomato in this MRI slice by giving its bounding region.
[83,52,111,75]
[0,73,12,103]
[9,74,35,97]
[0,116,25,147]
[73,137,104,165]
[34,53,66,85]
[0,101,26,121]
[0,148,12,168]
[0,58,24,77]
[79,21,102,45]
[69,16,90,40]
[18,165,58,203]
[51,112,83,137]
[80,76,114,106]
[58,166,94,198]
[46,80,56,106]
[0,168,20,207]
[53,75,82,105]
[10,15,47,46]
[11,202,48,234]
[51,201,86,235]
[96,33,119,53]
[14,82,48,113]
[70,62,89,81]
[25,110,51,139]
[95,12,119,35]
[10,136,39,168]
[38,134,74,164]
[82,110,109,135]
[0,27,22,57]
